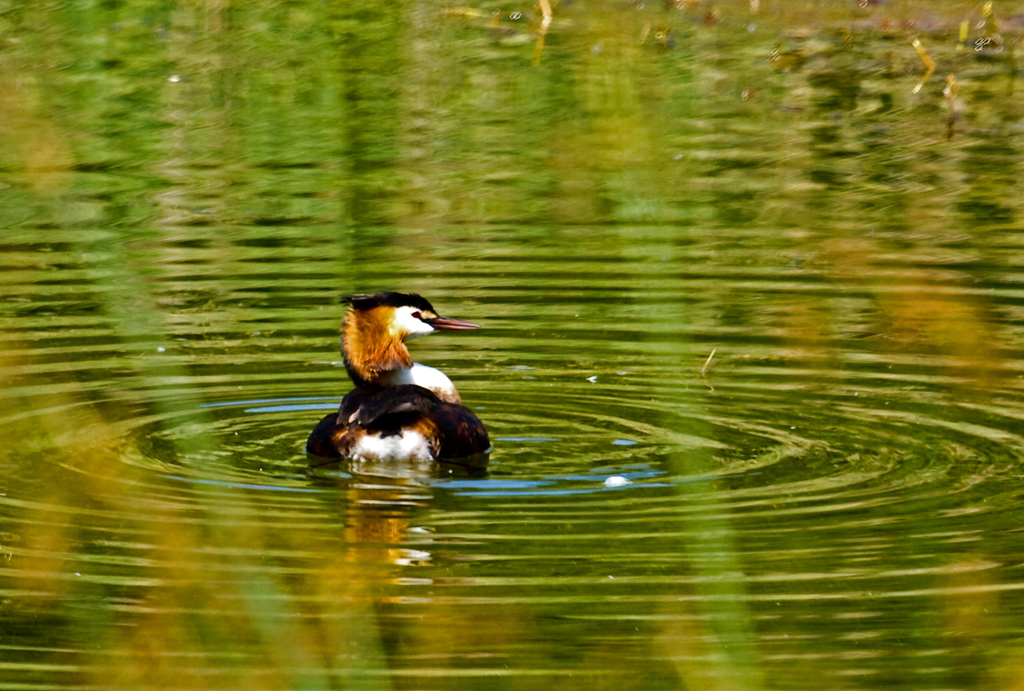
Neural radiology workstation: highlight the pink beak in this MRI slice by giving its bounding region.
[426,316,480,330]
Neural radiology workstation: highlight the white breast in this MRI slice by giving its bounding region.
[382,363,462,404]
[349,429,435,462]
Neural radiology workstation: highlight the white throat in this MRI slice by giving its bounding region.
[382,363,461,404]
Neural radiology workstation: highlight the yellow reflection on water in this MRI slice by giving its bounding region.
[0,67,72,191]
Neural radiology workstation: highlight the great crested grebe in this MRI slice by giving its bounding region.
[306,292,490,463]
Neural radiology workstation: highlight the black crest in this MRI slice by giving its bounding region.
[343,292,435,312]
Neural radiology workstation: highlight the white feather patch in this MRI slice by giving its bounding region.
[382,363,461,404]
[350,430,435,462]
[392,306,434,339]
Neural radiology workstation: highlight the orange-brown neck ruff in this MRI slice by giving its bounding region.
[341,306,412,386]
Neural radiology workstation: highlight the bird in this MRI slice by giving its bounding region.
[306,292,490,463]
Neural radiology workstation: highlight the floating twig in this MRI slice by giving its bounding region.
[982,1,999,35]
[700,348,717,391]
[440,7,485,18]
[701,348,717,376]
[640,19,652,45]
[912,38,936,93]
[533,0,553,66]
[944,74,959,140]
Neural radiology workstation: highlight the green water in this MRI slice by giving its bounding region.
[3,1,1024,689]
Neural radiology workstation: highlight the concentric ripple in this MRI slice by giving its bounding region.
[4,0,1024,683]
[4,218,1024,689]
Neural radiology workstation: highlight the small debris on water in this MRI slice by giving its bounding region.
[701,348,717,375]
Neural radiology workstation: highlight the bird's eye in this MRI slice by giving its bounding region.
[411,311,422,320]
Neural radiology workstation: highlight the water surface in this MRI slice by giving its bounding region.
[2,1,1024,689]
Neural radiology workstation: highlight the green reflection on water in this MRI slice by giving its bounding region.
[2,0,1024,689]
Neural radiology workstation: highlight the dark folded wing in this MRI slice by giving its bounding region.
[432,403,490,458]
[306,412,343,457]
[340,385,441,432]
